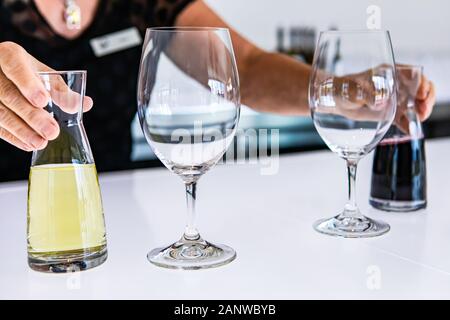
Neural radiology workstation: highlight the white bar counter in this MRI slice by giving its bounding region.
[1,137,450,299]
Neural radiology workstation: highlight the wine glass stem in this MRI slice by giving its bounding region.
[184,181,200,241]
[344,159,360,216]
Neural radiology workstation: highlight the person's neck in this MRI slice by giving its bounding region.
[33,0,100,40]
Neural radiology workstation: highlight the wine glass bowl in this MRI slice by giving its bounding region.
[311,65,396,158]
[309,31,397,237]
[137,27,240,269]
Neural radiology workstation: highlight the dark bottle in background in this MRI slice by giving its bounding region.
[370,65,427,212]
[275,25,316,64]
[276,26,285,54]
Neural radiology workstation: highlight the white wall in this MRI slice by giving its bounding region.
[205,0,450,53]
[205,0,450,102]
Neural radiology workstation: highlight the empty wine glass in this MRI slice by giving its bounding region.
[137,27,240,269]
[309,30,397,237]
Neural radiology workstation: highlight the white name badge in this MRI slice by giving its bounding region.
[90,27,142,57]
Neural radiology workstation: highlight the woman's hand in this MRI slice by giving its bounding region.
[416,75,435,121]
[0,41,93,151]
[315,65,436,130]
[394,67,436,132]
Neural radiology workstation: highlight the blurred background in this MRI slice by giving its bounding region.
[130,0,450,166]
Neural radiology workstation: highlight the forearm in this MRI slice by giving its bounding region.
[240,49,311,115]
[177,0,311,115]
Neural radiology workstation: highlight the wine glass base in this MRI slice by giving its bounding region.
[313,214,390,238]
[147,236,236,270]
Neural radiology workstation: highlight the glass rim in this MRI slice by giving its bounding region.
[319,29,391,35]
[145,26,229,32]
[36,70,87,76]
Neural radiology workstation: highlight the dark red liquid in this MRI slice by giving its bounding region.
[370,138,426,203]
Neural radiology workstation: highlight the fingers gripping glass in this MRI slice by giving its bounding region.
[309,31,397,238]
[137,27,240,269]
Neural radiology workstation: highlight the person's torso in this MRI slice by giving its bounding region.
[0,0,192,180]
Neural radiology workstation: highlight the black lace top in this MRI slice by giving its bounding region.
[0,0,194,181]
